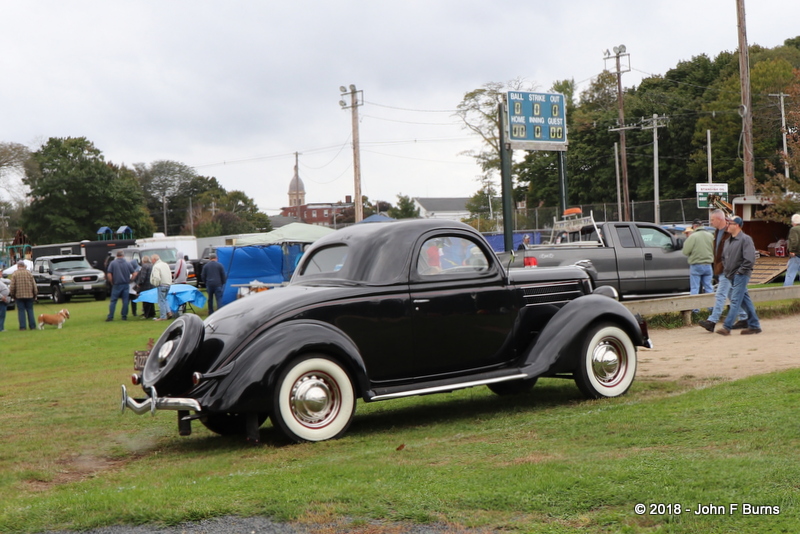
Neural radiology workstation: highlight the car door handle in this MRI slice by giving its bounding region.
[644,253,653,260]
[413,299,430,304]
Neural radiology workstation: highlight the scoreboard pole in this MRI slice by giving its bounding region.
[499,103,514,253]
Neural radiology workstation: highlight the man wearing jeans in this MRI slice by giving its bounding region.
[717,217,761,336]
[784,213,800,286]
[699,209,746,332]
[149,254,173,321]
[681,226,714,311]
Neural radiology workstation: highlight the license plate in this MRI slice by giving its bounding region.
[83,285,92,290]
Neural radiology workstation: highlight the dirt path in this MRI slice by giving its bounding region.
[638,315,800,382]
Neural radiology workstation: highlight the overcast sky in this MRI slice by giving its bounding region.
[2,1,799,215]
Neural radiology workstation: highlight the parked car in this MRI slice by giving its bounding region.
[121,219,651,443]
[32,255,107,303]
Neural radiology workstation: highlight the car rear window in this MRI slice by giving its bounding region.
[297,245,349,278]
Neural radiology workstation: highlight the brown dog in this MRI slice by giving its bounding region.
[38,309,70,330]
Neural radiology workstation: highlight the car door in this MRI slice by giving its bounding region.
[32,259,51,295]
[634,224,690,292]
[408,234,516,377]
[608,224,647,294]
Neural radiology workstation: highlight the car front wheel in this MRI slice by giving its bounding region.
[574,322,637,399]
[271,355,356,443]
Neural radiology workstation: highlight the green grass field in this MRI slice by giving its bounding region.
[1,297,798,533]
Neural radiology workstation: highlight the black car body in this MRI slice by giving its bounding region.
[33,255,107,303]
[121,219,651,443]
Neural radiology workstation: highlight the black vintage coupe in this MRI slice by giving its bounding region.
[121,219,651,443]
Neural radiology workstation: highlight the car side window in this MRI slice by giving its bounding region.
[637,226,672,248]
[416,236,489,276]
[299,245,348,277]
[614,225,637,248]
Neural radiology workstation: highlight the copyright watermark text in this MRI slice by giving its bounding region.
[634,503,780,516]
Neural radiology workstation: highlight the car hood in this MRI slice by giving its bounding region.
[200,282,377,369]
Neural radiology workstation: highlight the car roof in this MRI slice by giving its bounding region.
[299,219,491,285]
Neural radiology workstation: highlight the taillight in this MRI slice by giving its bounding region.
[523,256,538,268]
[131,374,141,386]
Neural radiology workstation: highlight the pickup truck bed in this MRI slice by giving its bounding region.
[521,221,690,298]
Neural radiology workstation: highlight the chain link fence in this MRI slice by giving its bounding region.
[506,198,710,232]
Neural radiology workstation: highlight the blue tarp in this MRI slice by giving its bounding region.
[216,244,303,306]
[135,284,207,313]
[482,232,543,252]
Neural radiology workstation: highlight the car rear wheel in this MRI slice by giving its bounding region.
[141,314,204,394]
[271,355,356,443]
[487,378,537,396]
[574,322,637,399]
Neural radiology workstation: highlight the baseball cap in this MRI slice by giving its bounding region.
[730,216,743,226]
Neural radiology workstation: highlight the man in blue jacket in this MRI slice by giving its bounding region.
[201,252,227,314]
[106,250,134,321]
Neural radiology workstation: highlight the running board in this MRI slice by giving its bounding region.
[368,372,528,401]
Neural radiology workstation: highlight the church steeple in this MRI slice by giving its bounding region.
[287,152,306,208]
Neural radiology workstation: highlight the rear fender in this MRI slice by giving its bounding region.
[519,294,646,377]
[200,320,368,414]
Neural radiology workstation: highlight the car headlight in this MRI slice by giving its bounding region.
[98,272,106,281]
[60,275,74,283]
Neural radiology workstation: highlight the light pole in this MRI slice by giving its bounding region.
[339,85,364,222]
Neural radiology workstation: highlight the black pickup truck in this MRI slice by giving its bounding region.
[520,220,690,299]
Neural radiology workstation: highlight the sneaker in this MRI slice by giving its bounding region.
[105,318,113,322]
[716,328,731,336]
[741,328,762,335]
[154,318,166,321]
[732,320,748,330]
[698,320,715,332]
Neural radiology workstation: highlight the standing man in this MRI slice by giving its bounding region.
[9,260,37,330]
[173,252,188,285]
[150,253,173,321]
[682,225,714,312]
[717,216,761,336]
[106,250,134,321]
[201,252,227,314]
[783,213,800,286]
[699,210,747,333]
[0,277,10,332]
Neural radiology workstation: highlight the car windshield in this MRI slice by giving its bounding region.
[50,258,92,269]
[143,249,177,262]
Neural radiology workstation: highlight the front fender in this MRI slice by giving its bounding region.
[197,320,368,414]
[519,294,646,378]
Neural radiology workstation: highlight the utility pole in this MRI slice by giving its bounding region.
[707,129,713,183]
[769,92,791,179]
[614,143,622,221]
[605,46,631,220]
[736,0,755,195]
[339,85,364,222]
[641,114,669,224]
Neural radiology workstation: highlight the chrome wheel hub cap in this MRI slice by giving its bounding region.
[158,340,174,366]
[591,339,626,386]
[290,373,340,428]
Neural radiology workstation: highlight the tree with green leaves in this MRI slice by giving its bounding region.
[21,137,154,244]
[388,194,420,219]
[135,160,198,235]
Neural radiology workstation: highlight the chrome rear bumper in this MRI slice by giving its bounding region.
[120,385,201,416]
